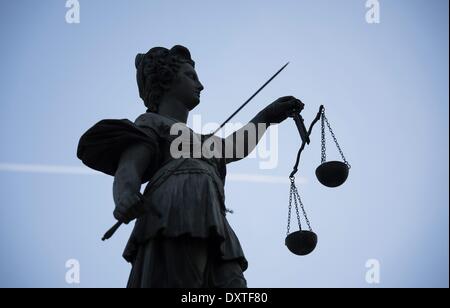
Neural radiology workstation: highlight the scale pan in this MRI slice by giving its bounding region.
[285,231,318,256]
[316,161,349,188]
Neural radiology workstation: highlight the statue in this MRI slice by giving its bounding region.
[77,45,304,288]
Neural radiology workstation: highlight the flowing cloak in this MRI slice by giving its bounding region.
[77,112,248,272]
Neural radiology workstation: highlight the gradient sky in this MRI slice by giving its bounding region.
[0,0,448,288]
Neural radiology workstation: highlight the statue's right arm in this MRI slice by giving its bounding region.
[112,143,153,224]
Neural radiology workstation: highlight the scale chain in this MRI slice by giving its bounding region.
[286,182,294,236]
[287,179,303,235]
[293,185,313,231]
[292,184,303,232]
[321,109,351,169]
[321,110,327,164]
[287,178,315,235]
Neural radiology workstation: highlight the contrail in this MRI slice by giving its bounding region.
[227,173,307,185]
[0,163,101,175]
[0,163,307,185]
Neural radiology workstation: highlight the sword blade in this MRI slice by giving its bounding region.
[211,62,290,136]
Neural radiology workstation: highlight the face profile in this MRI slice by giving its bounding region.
[168,62,204,111]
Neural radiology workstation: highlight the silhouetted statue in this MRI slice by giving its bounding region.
[77,45,303,288]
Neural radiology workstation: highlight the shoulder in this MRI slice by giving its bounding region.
[134,112,172,139]
[135,112,164,130]
[135,112,197,142]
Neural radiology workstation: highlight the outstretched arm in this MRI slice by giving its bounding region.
[223,112,270,164]
[224,96,304,164]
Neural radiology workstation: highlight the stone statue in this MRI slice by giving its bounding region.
[77,45,304,288]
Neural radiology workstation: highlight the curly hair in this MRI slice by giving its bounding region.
[135,45,195,113]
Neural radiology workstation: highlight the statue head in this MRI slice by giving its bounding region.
[135,45,204,113]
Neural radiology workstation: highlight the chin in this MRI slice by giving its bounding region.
[187,98,200,111]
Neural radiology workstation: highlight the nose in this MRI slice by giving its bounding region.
[197,81,204,92]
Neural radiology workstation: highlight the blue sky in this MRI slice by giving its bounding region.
[0,0,448,288]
